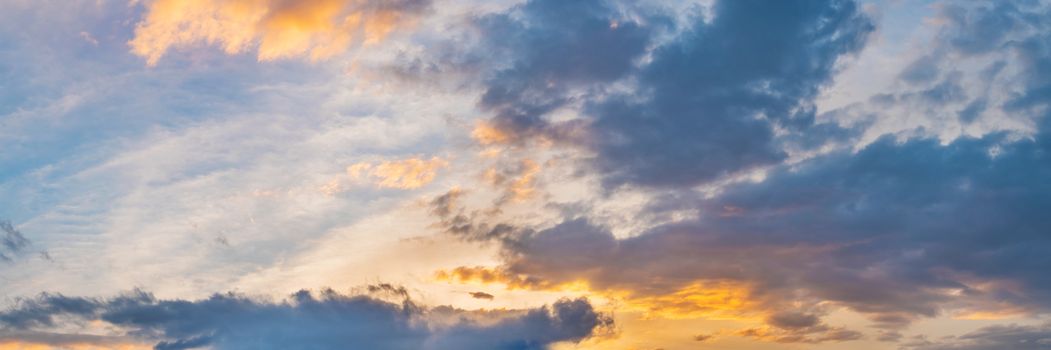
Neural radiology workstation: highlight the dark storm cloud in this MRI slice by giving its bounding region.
[0,289,609,350]
[0,220,30,262]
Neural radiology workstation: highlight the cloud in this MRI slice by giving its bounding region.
[442,126,1051,334]
[737,324,863,344]
[0,220,30,262]
[482,158,542,203]
[829,0,1050,145]
[470,0,653,147]
[347,156,448,190]
[468,292,494,300]
[0,288,609,350]
[428,3,1051,341]
[129,0,431,65]
[586,0,873,188]
[0,331,146,350]
[464,0,873,189]
[902,323,1051,350]
[692,333,714,342]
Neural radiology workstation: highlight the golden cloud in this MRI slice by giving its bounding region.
[129,0,429,65]
[347,156,448,190]
[434,266,760,321]
[482,159,541,202]
[471,121,511,145]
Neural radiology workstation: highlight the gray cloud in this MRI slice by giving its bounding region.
[461,0,873,189]
[486,126,1051,329]
[0,288,609,350]
[902,323,1051,350]
[0,220,30,262]
[432,2,1051,341]
[469,292,494,300]
[462,0,878,188]
[587,0,873,188]
[473,0,654,145]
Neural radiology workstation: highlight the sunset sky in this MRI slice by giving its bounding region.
[2,0,1051,349]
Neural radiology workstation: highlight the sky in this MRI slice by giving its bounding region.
[1,0,1051,349]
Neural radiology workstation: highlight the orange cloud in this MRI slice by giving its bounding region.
[347,156,448,189]
[129,0,429,65]
[472,121,511,145]
[482,159,541,202]
[434,266,759,321]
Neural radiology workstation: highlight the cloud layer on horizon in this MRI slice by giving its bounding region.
[0,288,609,350]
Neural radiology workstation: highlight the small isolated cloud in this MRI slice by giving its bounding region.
[129,0,432,65]
[0,220,30,262]
[693,333,714,342]
[469,292,494,300]
[78,31,99,46]
[0,288,610,350]
[347,156,448,190]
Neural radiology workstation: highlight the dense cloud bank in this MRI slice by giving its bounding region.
[587,0,872,188]
[468,0,873,188]
[0,288,609,350]
[490,128,1051,322]
[430,0,1051,344]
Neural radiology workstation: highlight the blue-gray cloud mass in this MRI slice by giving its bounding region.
[0,289,609,350]
[428,0,1051,342]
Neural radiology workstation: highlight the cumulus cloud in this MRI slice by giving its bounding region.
[129,0,431,65]
[0,288,610,350]
[429,1,1051,343]
[463,0,873,189]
